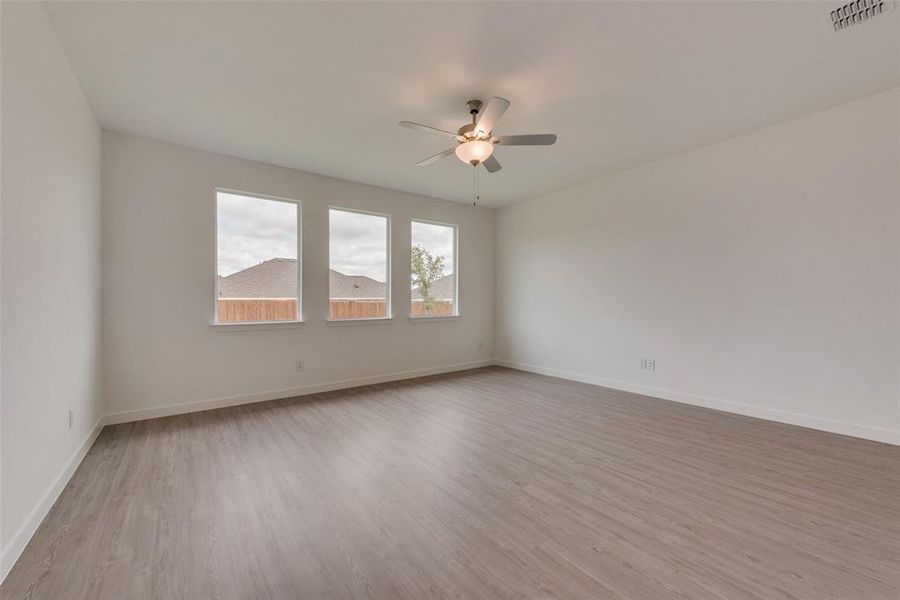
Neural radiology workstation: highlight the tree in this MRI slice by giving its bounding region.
[411,245,445,313]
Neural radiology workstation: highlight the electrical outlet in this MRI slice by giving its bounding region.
[640,358,657,371]
[295,361,304,371]
[67,410,74,430]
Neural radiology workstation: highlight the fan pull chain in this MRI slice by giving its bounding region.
[473,164,480,206]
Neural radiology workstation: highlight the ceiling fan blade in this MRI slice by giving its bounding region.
[495,134,557,146]
[416,147,456,166]
[474,97,510,137]
[482,155,502,173]
[400,121,460,139]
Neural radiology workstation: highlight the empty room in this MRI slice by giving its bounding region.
[1,1,898,598]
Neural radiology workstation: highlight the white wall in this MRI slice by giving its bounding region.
[496,89,900,444]
[102,131,494,420]
[1,2,103,578]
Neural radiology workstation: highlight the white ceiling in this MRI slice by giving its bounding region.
[44,1,899,207]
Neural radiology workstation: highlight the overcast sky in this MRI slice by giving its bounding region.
[328,209,388,280]
[411,220,454,275]
[217,192,297,276]
[217,192,454,282]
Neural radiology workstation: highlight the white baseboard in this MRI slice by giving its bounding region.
[1,416,105,584]
[497,360,900,446]
[104,359,496,425]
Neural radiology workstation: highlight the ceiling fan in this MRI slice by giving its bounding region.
[399,97,557,173]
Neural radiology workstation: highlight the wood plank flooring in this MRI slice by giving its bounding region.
[3,367,898,599]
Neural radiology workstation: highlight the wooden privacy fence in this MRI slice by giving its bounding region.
[218,298,454,322]
[410,300,454,317]
[217,298,298,323]
[329,299,387,320]
[327,299,455,319]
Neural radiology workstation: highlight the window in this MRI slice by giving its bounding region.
[329,208,390,320]
[215,191,300,324]
[411,220,457,317]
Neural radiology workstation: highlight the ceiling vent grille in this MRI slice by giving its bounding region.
[829,0,894,31]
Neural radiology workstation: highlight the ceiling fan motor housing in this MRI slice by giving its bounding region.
[457,123,477,139]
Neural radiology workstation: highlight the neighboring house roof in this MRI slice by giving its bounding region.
[329,270,385,300]
[219,258,454,300]
[218,258,297,298]
[218,258,388,299]
[412,274,455,301]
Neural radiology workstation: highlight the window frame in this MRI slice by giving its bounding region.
[327,206,392,322]
[409,218,459,319]
[212,188,303,328]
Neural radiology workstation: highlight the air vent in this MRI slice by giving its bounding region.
[828,0,894,31]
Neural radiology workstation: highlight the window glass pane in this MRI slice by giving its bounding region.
[216,192,299,323]
[411,221,456,317]
[329,209,389,320]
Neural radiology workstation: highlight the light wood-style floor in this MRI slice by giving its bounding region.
[3,367,898,599]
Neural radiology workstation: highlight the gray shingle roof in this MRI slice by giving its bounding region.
[218,258,388,299]
[218,258,298,298]
[329,270,386,300]
[218,258,454,300]
[412,274,455,301]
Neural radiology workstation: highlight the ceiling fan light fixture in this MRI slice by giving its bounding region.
[402,97,556,175]
[455,140,494,165]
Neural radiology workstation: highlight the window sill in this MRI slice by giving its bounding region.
[325,317,394,327]
[209,320,304,332]
[408,315,460,322]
